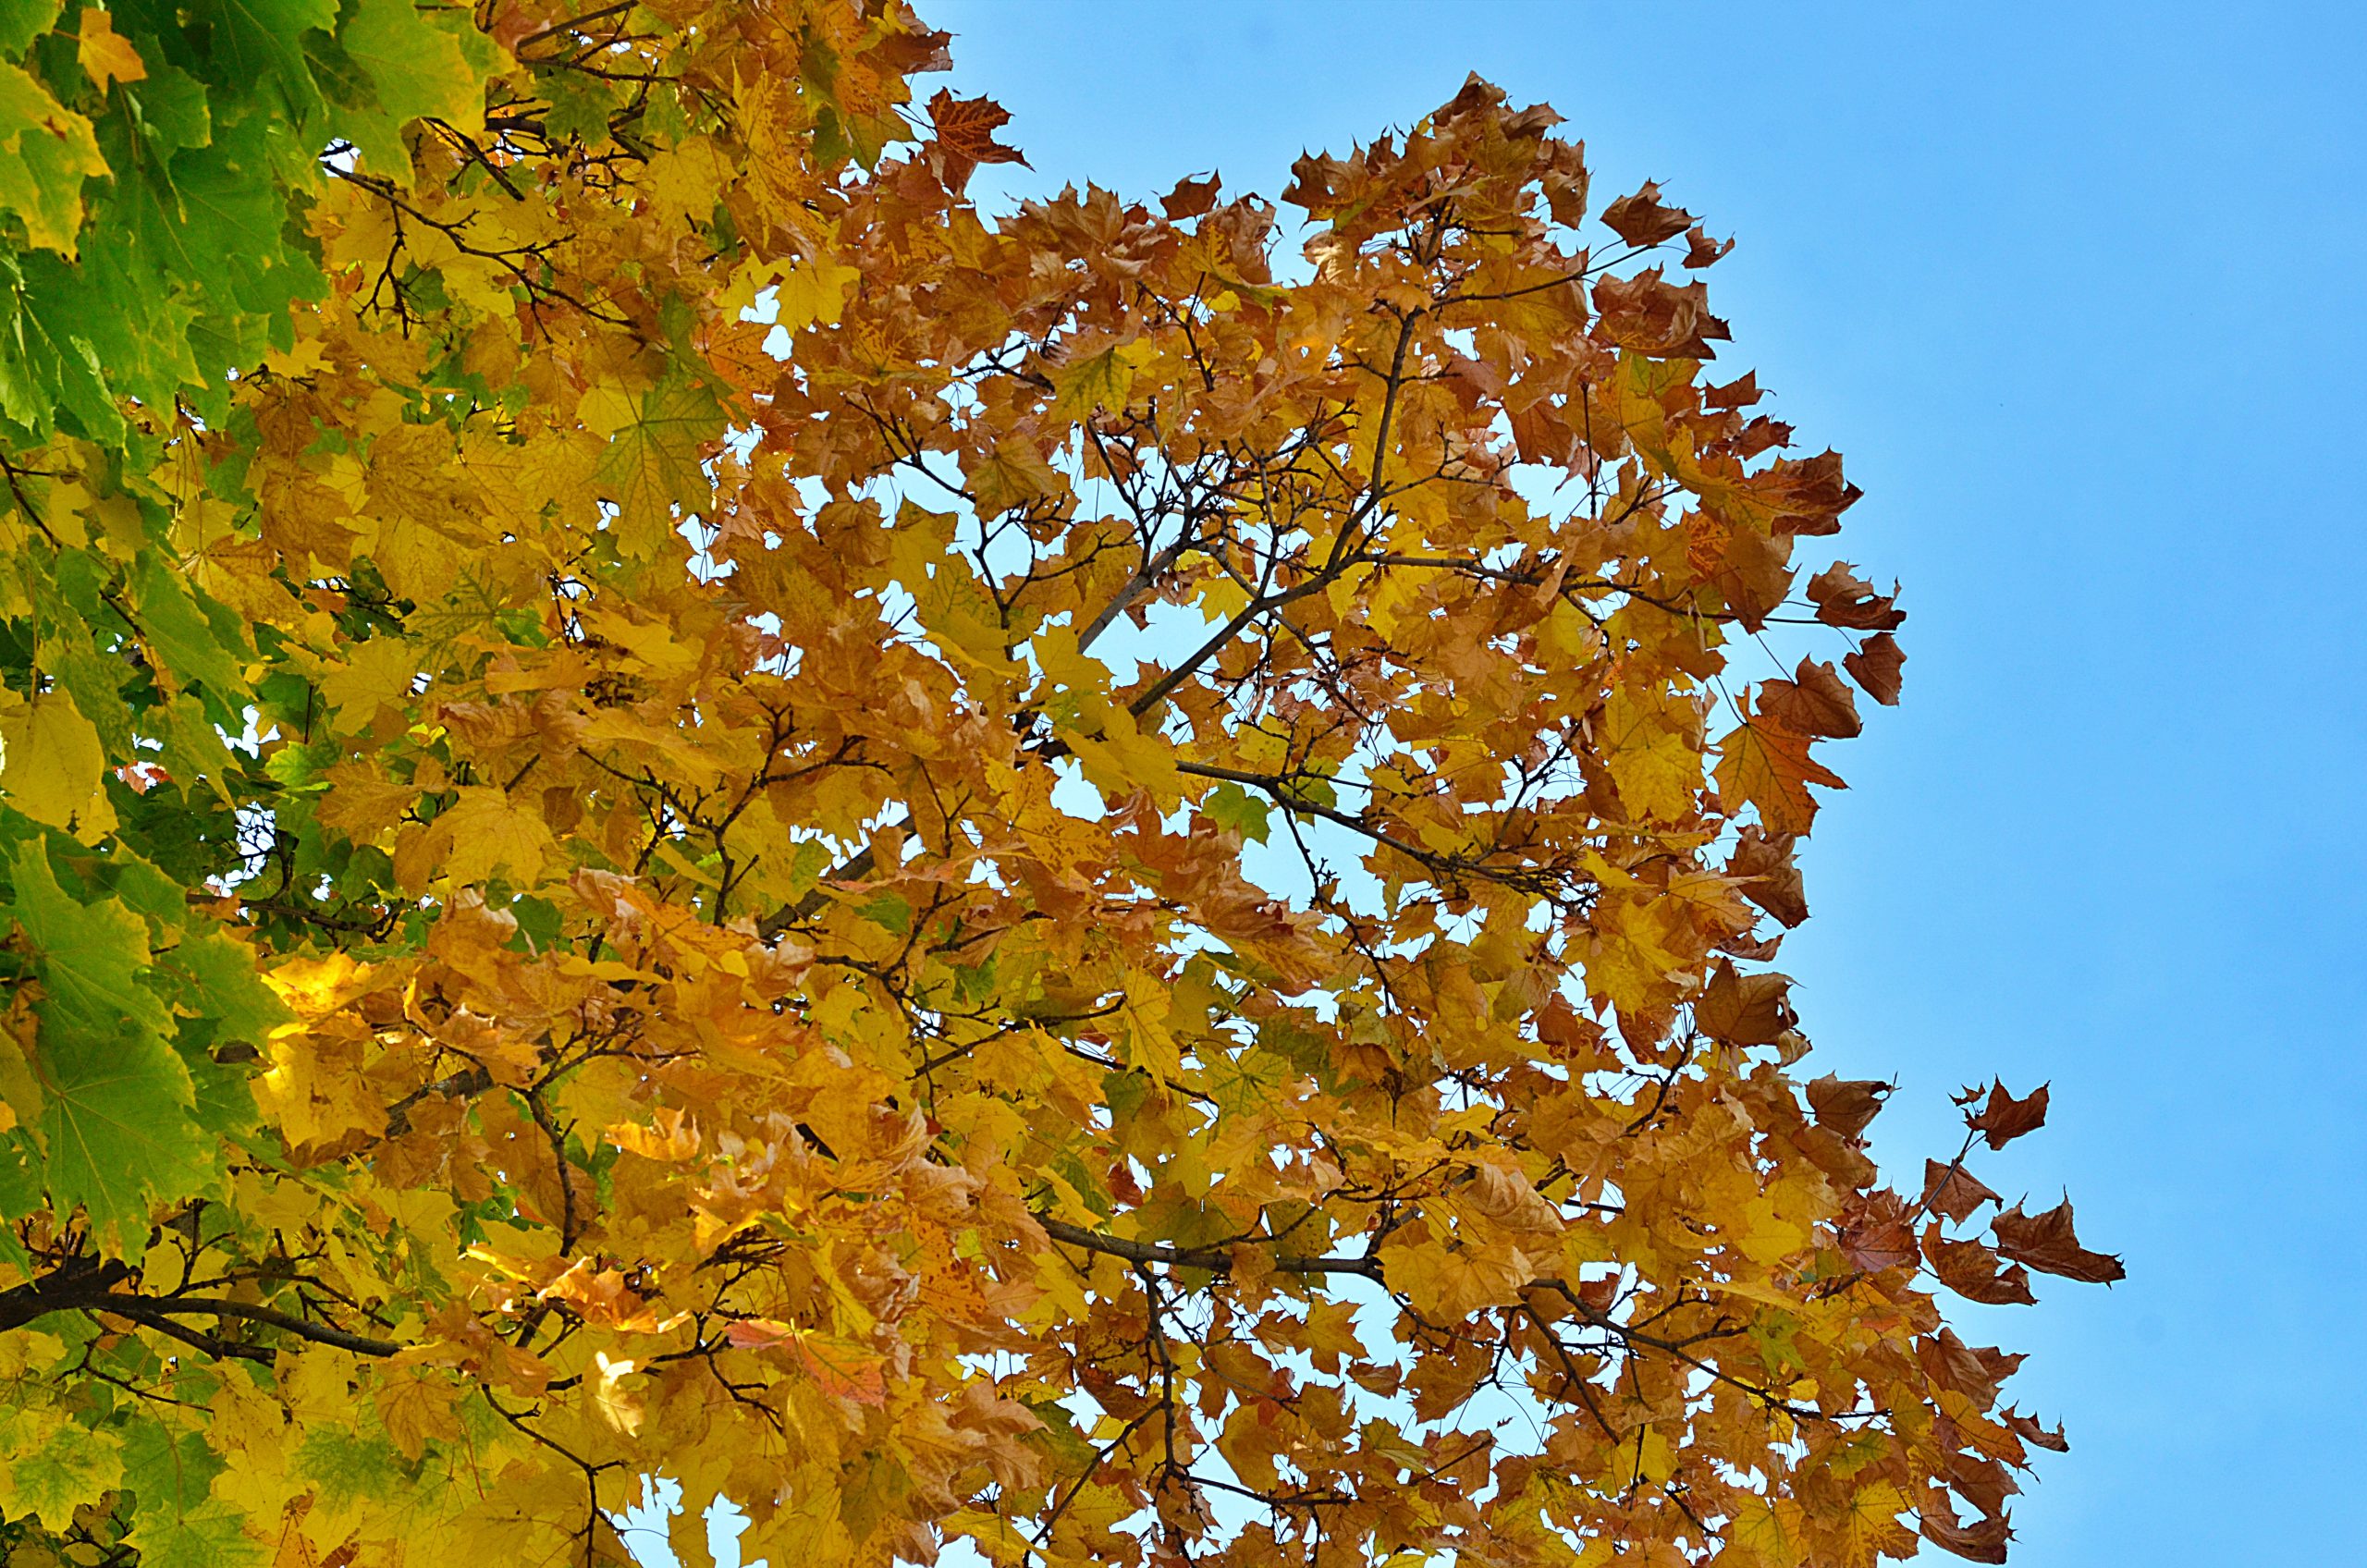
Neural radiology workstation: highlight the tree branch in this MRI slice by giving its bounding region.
[1036,1216,1382,1280]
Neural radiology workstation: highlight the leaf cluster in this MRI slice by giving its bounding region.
[0,6,2113,1568]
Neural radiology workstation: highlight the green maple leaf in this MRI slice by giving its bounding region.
[1201,781,1272,844]
[42,616,134,756]
[132,553,251,704]
[185,0,335,127]
[589,375,724,559]
[0,1405,124,1527]
[122,1421,268,1568]
[134,1503,269,1568]
[166,931,288,1051]
[6,839,206,1255]
[126,59,215,159]
[0,0,63,57]
[337,0,495,174]
[541,69,620,147]
[123,1421,224,1524]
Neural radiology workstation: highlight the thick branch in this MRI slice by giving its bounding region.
[1036,1216,1381,1280]
[757,839,879,940]
[0,1261,401,1358]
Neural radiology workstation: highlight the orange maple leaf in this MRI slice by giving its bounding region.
[924,88,1029,192]
[1715,710,1846,834]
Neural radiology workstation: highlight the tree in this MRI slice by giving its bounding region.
[0,3,2117,1565]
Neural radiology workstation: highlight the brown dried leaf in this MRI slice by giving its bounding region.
[1925,1232,2039,1305]
[2002,1407,2071,1453]
[1753,449,1861,536]
[1163,171,1222,220]
[1846,631,1907,705]
[1592,269,1730,358]
[1922,1158,2002,1224]
[1961,1079,2049,1149]
[1919,1504,2013,1564]
[1838,1193,1918,1273]
[1992,1201,2125,1284]
[1805,561,1907,631]
[1759,657,1861,739]
[1601,180,1694,247]
[1807,1074,1891,1139]
[1727,826,1809,928]
[1917,1329,2005,1404]
[1710,522,1795,632]
[1696,960,1795,1046]
[1704,370,1761,410]
[1681,224,1734,269]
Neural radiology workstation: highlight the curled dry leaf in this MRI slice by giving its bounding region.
[1808,1073,1893,1139]
[1704,370,1761,409]
[1163,170,1222,220]
[1920,1504,2014,1564]
[1807,561,1908,631]
[1728,825,1810,927]
[1925,1232,2042,1305]
[2003,1407,2072,1453]
[1600,178,1695,246]
[1682,223,1735,268]
[1697,959,1797,1046]
[1847,631,1908,704]
[1992,1201,2126,1284]
[1963,1079,2051,1149]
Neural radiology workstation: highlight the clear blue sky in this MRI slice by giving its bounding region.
[922,3,2367,1562]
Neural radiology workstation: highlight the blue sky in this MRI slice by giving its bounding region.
[915,3,2367,1563]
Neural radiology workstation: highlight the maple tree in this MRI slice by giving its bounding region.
[0,3,2121,1566]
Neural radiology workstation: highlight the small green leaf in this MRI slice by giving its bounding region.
[122,1421,225,1526]
[1201,781,1271,844]
[122,1426,267,1568]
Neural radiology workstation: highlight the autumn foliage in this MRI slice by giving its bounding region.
[0,3,2116,1566]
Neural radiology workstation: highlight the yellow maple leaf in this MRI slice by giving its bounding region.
[1602,681,1703,823]
[77,9,146,90]
[435,786,558,887]
[0,63,108,255]
[1729,1496,1808,1568]
[1047,338,1155,422]
[1831,1480,1916,1568]
[0,692,115,841]
[372,1366,462,1462]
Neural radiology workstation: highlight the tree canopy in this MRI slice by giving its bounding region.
[0,3,2117,1566]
